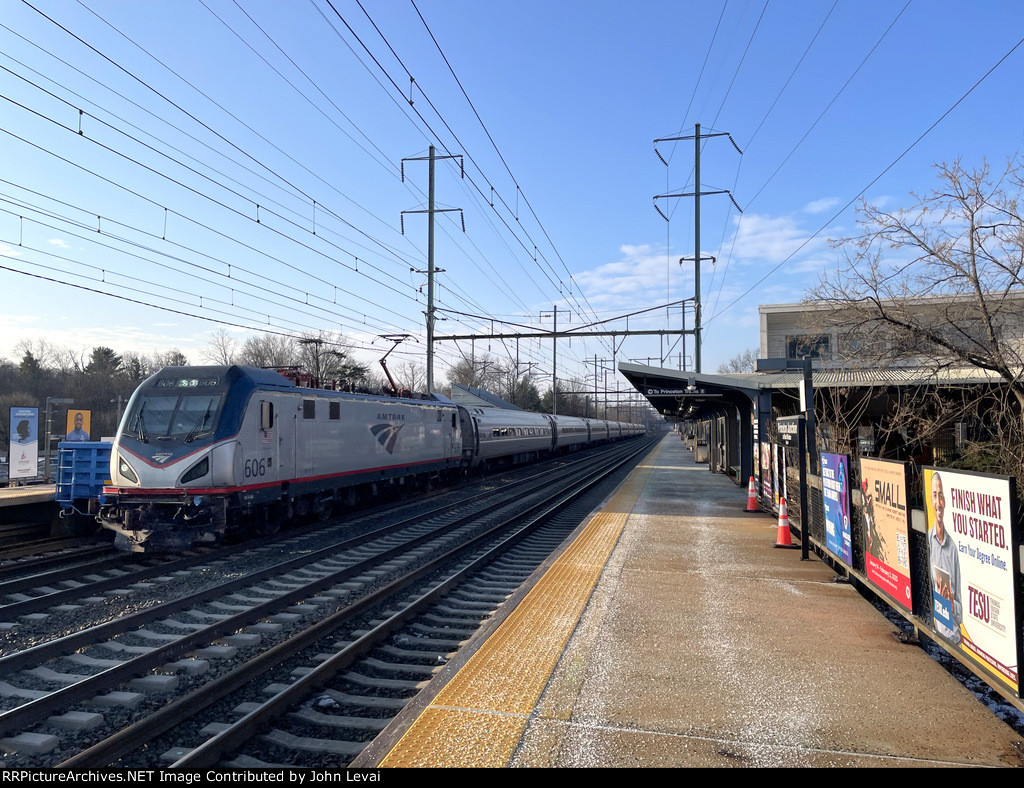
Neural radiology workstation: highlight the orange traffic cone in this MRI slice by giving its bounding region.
[744,476,758,512]
[774,498,799,549]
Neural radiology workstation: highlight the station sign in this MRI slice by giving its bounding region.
[776,415,803,448]
[644,387,721,398]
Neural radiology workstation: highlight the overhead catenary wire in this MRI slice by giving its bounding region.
[0,54,426,299]
[705,28,1024,330]
[13,0,500,330]
[3,2,676,383]
[703,0,912,342]
[333,0,609,329]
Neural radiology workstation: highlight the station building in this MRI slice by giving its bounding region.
[619,296,1020,489]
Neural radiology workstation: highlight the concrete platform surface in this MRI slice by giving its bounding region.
[0,484,55,506]
[370,435,1024,768]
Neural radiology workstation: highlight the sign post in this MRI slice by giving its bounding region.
[777,415,808,560]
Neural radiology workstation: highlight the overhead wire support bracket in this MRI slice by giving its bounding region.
[654,130,743,158]
[654,190,743,215]
[400,207,465,233]
[402,152,464,179]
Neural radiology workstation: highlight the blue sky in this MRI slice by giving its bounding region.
[2,0,1023,395]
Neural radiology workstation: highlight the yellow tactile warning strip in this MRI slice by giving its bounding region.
[380,442,661,767]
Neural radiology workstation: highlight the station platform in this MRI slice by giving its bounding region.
[0,484,55,507]
[355,434,1024,768]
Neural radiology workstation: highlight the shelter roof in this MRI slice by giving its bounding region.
[618,361,1011,420]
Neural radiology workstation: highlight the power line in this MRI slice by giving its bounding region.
[706,28,1024,328]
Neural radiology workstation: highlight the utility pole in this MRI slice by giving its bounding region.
[551,305,558,416]
[694,125,702,374]
[401,145,464,395]
[653,124,742,373]
[540,305,564,416]
[427,147,436,396]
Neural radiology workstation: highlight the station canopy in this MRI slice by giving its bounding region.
[618,360,1008,421]
[618,362,760,421]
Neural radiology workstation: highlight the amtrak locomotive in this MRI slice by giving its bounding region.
[98,366,644,551]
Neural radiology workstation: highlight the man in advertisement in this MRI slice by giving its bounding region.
[928,471,962,645]
[65,410,90,442]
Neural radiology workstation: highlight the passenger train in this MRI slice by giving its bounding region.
[98,366,645,551]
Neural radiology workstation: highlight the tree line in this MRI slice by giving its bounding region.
[1,341,185,448]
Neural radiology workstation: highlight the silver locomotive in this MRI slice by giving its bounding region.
[99,366,643,551]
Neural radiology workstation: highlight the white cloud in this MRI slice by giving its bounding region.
[48,238,71,249]
[0,244,23,259]
[0,314,41,328]
[728,212,828,265]
[804,197,840,214]
[571,243,678,308]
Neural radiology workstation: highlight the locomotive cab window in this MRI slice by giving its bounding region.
[303,399,316,420]
[261,401,274,430]
[123,392,224,443]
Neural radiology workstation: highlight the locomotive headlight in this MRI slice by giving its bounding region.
[192,496,205,507]
[179,457,210,484]
[118,456,139,484]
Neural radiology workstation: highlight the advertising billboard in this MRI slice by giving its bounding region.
[923,467,1020,693]
[8,406,39,480]
[821,452,853,566]
[860,457,913,611]
[760,442,772,503]
[65,409,92,442]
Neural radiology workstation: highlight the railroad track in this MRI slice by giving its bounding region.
[0,444,621,633]
[0,438,656,767]
[0,527,68,558]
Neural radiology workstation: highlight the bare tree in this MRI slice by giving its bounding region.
[811,158,1024,396]
[394,360,427,393]
[204,328,239,365]
[13,338,55,369]
[297,331,345,387]
[717,348,758,374]
[152,349,188,368]
[51,346,86,376]
[809,157,1024,481]
[445,353,501,392]
[239,333,298,368]
[542,377,589,416]
[815,384,879,456]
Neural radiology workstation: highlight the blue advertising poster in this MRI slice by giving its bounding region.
[9,406,39,479]
[821,452,852,566]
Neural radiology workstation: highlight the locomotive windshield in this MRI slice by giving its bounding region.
[123,375,228,444]
[124,394,224,443]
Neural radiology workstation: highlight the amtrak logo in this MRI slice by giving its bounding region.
[370,422,405,454]
[152,453,173,464]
